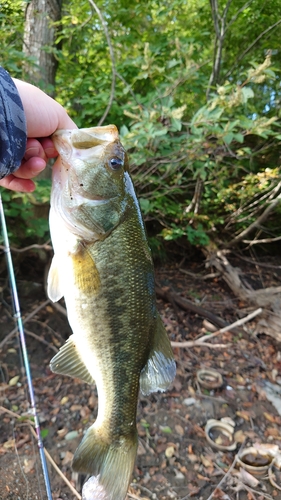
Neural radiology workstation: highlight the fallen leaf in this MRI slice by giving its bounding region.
[188,453,198,463]
[137,441,146,456]
[236,375,246,385]
[9,376,20,386]
[60,396,68,405]
[264,427,280,437]
[236,410,251,421]
[175,424,184,436]
[3,438,15,449]
[200,454,213,467]
[264,411,277,423]
[61,450,73,465]
[234,430,247,443]
[70,404,82,411]
[23,458,35,474]
[165,446,175,458]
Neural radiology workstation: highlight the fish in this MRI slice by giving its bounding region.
[47,125,176,500]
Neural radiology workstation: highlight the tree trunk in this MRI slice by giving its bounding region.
[23,0,62,96]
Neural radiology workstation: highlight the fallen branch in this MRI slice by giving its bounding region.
[0,242,52,253]
[200,307,262,340]
[25,328,58,353]
[171,340,230,348]
[155,285,242,335]
[172,308,261,347]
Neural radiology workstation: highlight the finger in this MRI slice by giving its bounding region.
[24,138,47,161]
[40,137,58,158]
[0,175,36,192]
[13,157,46,179]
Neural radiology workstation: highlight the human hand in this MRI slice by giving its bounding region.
[0,79,77,192]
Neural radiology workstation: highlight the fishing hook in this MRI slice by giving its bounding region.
[0,193,53,500]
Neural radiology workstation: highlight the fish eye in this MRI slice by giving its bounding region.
[109,157,123,170]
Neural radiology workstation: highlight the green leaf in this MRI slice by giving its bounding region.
[233,133,244,143]
[224,132,234,144]
[241,87,254,103]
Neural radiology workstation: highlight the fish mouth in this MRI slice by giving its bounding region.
[52,125,119,159]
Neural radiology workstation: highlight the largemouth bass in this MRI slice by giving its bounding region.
[47,125,176,500]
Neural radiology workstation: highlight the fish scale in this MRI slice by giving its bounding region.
[47,125,176,500]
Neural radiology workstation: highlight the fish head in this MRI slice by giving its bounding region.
[51,125,130,241]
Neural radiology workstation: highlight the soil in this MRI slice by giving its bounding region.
[1,253,281,500]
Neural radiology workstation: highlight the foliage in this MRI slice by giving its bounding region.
[1,0,281,250]
[0,180,51,245]
[0,0,35,74]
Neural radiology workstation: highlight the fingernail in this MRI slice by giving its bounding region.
[25,147,40,159]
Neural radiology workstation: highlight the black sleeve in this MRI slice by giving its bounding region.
[0,67,27,179]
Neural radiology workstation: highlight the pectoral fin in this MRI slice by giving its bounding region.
[140,313,176,395]
[50,336,95,385]
[47,255,63,302]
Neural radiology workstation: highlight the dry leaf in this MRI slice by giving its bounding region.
[61,450,73,465]
[175,424,184,436]
[137,441,146,456]
[236,410,251,421]
[165,446,175,458]
[70,404,82,411]
[234,430,247,443]
[3,439,15,449]
[263,411,277,423]
[236,375,246,385]
[23,458,36,474]
[9,375,19,386]
[188,453,198,463]
[200,454,213,467]
[264,427,280,437]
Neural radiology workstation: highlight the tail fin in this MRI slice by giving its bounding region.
[72,424,138,500]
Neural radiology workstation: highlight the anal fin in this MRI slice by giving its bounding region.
[50,336,95,385]
[140,313,176,395]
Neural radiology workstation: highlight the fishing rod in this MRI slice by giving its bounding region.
[0,193,53,500]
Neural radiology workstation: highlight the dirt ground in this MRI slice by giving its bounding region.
[1,252,281,500]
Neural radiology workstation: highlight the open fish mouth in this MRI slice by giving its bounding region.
[52,125,119,159]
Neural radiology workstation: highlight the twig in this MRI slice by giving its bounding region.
[24,328,58,353]
[227,193,281,247]
[242,235,281,245]
[130,483,158,500]
[88,0,116,125]
[200,307,262,339]
[0,242,52,253]
[116,71,143,107]
[225,18,281,78]
[171,308,262,348]
[235,254,281,269]
[0,405,33,421]
[0,299,51,349]
[50,300,67,317]
[171,340,230,348]
[226,0,255,30]
[206,442,246,500]
[29,426,82,500]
